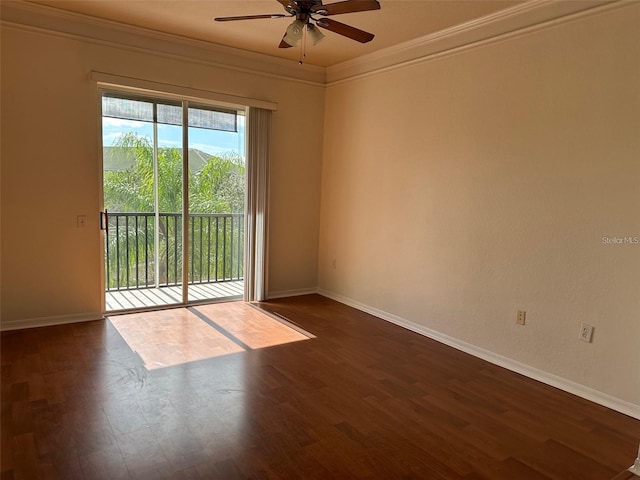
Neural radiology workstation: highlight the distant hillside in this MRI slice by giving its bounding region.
[103,146,214,172]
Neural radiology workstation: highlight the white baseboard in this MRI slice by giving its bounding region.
[0,312,105,332]
[317,288,640,420]
[629,444,640,476]
[266,287,318,300]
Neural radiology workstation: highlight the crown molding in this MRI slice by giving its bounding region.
[326,0,623,85]
[0,0,326,86]
[1,0,631,88]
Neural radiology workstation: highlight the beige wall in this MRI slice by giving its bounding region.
[319,5,640,406]
[0,25,324,323]
[2,2,638,412]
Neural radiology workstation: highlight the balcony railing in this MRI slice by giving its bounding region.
[105,212,244,291]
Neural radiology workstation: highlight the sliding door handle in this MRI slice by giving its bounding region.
[100,210,109,231]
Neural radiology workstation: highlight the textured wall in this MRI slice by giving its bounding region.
[319,5,640,406]
[0,24,324,323]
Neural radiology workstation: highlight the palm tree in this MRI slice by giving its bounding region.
[104,133,245,289]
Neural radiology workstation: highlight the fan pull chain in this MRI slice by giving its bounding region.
[298,25,306,65]
[303,25,308,59]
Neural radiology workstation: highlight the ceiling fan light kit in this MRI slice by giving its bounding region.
[214,0,380,62]
[283,19,305,46]
[307,24,325,46]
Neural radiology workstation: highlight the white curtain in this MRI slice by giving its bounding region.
[245,107,271,302]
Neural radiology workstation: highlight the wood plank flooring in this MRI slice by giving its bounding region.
[108,304,309,370]
[2,294,639,479]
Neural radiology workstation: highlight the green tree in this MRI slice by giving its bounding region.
[103,133,245,289]
[103,132,155,212]
[190,153,245,213]
[104,132,245,214]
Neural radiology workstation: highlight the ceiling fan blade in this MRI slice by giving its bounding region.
[312,0,380,16]
[316,18,374,43]
[215,14,288,22]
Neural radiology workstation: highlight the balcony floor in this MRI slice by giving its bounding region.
[106,280,244,312]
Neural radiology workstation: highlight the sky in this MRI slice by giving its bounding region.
[102,115,246,158]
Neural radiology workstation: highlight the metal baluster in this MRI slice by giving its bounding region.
[223,216,227,281]
[190,215,195,284]
[115,216,120,290]
[125,216,130,288]
[173,215,182,285]
[134,215,140,288]
[145,215,149,286]
[207,216,212,282]
[174,215,177,285]
[164,215,171,286]
[215,216,219,281]
[199,216,203,283]
[229,215,233,280]
[175,215,179,285]
[237,215,243,280]
[105,214,110,290]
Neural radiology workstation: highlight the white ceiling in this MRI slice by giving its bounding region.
[26,0,526,67]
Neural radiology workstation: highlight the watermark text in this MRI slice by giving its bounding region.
[602,236,639,245]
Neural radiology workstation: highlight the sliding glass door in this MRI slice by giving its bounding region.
[101,91,245,312]
[187,104,245,303]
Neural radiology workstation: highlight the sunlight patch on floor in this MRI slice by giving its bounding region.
[193,303,310,350]
[108,302,310,370]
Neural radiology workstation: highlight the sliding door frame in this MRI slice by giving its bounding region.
[97,81,271,312]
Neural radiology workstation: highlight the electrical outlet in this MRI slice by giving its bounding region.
[516,310,526,326]
[331,258,337,269]
[77,215,87,228]
[579,323,594,343]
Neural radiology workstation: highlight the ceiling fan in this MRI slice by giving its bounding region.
[214,0,381,50]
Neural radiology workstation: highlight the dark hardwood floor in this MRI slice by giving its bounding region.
[2,294,639,479]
